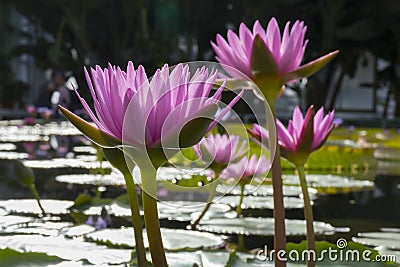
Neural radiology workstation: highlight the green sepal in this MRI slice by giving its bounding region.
[282,50,339,83]
[296,107,315,153]
[213,78,254,90]
[250,35,279,79]
[179,117,213,148]
[59,105,121,148]
[250,35,283,99]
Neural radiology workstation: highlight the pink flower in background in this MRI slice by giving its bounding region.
[249,106,337,165]
[26,105,36,115]
[212,18,307,78]
[220,154,270,180]
[211,17,338,97]
[62,62,243,150]
[193,133,247,166]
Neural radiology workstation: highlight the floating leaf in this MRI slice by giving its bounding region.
[283,174,375,194]
[85,228,225,251]
[196,217,335,236]
[0,134,41,142]
[60,225,96,238]
[0,215,33,228]
[158,201,231,221]
[0,143,16,151]
[72,146,97,155]
[0,248,63,267]
[0,199,73,215]
[2,221,72,236]
[215,195,306,210]
[353,231,400,250]
[55,173,125,186]
[69,196,112,216]
[216,184,318,199]
[0,152,29,160]
[374,147,400,161]
[23,158,112,170]
[0,234,131,265]
[377,160,400,176]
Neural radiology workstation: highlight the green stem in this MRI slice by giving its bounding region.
[140,167,167,267]
[266,100,287,267]
[28,184,46,215]
[102,148,147,266]
[296,164,315,267]
[190,172,220,229]
[123,172,147,267]
[236,182,246,252]
[236,183,245,217]
[237,234,246,252]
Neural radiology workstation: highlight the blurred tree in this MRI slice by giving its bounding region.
[6,0,400,116]
[0,2,28,107]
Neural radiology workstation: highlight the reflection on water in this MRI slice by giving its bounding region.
[0,121,399,258]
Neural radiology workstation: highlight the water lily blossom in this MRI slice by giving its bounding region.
[212,18,338,99]
[60,62,243,156]
[221,154,270,181]
[59,61,243,267]
[193,133,247,169]
[190,133,247,229]
[249,106,337,166]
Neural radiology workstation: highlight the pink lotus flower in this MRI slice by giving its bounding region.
[249,106,336,165]
[193,133,247,167]
[60,62,243,153]
[211,18,338,97]
[220,154,270,180]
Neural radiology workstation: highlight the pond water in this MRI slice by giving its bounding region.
[0,120,399,266]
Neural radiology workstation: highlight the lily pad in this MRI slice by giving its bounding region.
[215,195,306,210]
[131,166,210,184]
[60,225,97,238]
[0,122,81,137]
[0,134,42,142]
[0,248,64,267]
[374,147,400,161]
[0,234,131,265]
[353,231,400,250]
[55,173,125,186]
[283,174,375,194]
[72,146,97,155]
[377,160,400,176]
[2,221,72,236]
[23,158,112,170]
[196,217,335,236]
[69,196,113,216]
[158,200,232,221]
[0,143,16,151]
[216,184,318,199]
[0,208,8,216]
[75,155,99,162]
[0,215,34,228]
[0,199,73,215]
[69,194,134,220]
[0,151,29,160]
[85,227,225,250]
